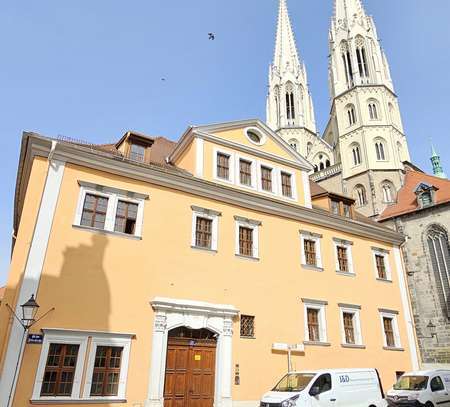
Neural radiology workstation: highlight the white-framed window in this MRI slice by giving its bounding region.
[235,154,257,190]
[213,147,235,184]
[279,168,297,200]
[257,162,279,195]
[234,216,260,259]
[379,310,401,349]
[191,206,220,251]
[372,247,392,281]
[351,144,362,166]
[375,139,388,161]
[339,305,363,346]
[244,127,266,146]
[32,329,133,403]
[346,104,357,126]
[302,299,328,343]
[333,238,354,274]
[73,181,147,238]
[300,231,323,269]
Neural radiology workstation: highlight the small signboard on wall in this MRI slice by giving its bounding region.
[27,334,44,344]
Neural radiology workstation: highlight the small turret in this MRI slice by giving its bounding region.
[431,143,447,179]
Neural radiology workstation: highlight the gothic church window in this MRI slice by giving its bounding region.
[351,144,362,166]
[346,104,357,126]
[427,226,450,316]
[307,142,313,156]
[355,36,370,81]
[289,139,299,151]
[368,100,379,120]
[341,41,354,88]
[354,185,367,207]
[285,82,295,124]
[381,182,395,203]
[375,140,387,161]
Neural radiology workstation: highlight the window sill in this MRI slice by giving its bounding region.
[341,344,366,349]
[336,271,356,277]
[383,346,404,352]
[73,224,142,240]
[301,264,324,272]
[235,254,260,261]
[31,399,127,405]
[376,278,393,283]
[240,336,256,340]
[303,341,331,347]
[191,245,218,254]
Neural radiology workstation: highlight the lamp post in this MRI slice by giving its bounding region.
[5,295,53,407]
[425,321,438,342]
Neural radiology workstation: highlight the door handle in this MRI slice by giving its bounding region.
[330,399,336,402]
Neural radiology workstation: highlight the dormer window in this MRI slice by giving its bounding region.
[414,182,437,209]
[129,142,146,162]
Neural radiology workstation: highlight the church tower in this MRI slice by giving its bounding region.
[266,0,334,169]
[431,144,447,179]
[318,0,411,218]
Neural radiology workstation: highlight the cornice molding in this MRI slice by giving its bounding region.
[20,134,405,246]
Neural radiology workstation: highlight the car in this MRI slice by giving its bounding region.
[260,368,386,407]
[386,370,450,407]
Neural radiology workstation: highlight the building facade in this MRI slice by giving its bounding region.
[379,168,450,368]
[267,0,411,219]
[0,122,418,406]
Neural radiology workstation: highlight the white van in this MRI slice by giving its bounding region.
[386,370,450,406]
[260,368,386,407]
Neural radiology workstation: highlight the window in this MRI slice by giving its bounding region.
[375,141,386,161]
[286,83,296,123]
[281,172,292,198]
[289,139,298,151]
[373,249,391,281]
[307,142,313,155]
[331,200,340,215]
[307,309,320,342]
[427,226,450,316]
[129,143,146,162]
[90,346,123,397]
[75,182,146,238]
[346,105,357,126]
[303,300,327,343]
[247,131,261,144]
[368,102,379,120]
[339,306,363,346]
[310,374,332,395]
[351,144,362,166]
[343,203,351,218]
[355,36,370,80]
[240,315,255,338]
[420,191,433,207]
[40,344,80,397]
[32,330,132,402]
[334,239,354,274]
[239,227,253,257]
[341,41,354,88]
[261,166,273,192]
[217,152,230,180]
[191,206,220,251]
[380,311,401,349]
[114,201,138,235]
[81,194,109,230]
[300,232,323,269]
[239,159,252,187]
[431,377,445,392]
[354,185,367,207]
[235,216,260,259]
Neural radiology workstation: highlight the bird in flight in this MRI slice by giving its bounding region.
[161,78,166,81]
[208,33,215,40]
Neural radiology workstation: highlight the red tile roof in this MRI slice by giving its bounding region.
[379,169,450,220]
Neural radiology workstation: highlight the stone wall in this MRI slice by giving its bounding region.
[382,203,450,366]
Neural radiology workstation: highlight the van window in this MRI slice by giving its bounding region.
[272,373,316,392]
[394,376,428,391]
[310,374,332,395]
[431,377,445,392]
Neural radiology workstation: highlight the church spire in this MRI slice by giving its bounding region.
[273,0,301,73]
[266,0,316,134]
[431,143,447,179]
[333,0,367,26]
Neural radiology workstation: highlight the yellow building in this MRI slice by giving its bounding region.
[0,120,418,407]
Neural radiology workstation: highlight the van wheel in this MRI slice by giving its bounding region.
[425,402,434,407]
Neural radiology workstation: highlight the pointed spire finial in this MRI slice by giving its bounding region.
[273,0,301,72]
[430,140,447,179]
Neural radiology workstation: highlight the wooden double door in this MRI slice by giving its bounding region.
[164,335,217,407]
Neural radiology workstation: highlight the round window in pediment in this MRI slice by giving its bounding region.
[245,128,266,146]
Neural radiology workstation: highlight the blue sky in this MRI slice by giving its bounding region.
[0,0,449,285]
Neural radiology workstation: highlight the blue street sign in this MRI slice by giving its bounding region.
[27,334,44,344]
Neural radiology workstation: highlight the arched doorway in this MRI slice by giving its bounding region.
[164,327,218,407]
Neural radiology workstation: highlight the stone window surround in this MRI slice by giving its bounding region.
[379,309,402,350]
[299,230,323,270]
[31,329,133,404]
[372,247,392,282]
[190,206,222,252]
[333,238,355,275]
[234,216,261,259]
[338,304,364,347]
[73,181,148,239]
[302,298,328,345]
[147,297,239,407]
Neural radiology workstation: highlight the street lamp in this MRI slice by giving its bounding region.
[426,321,438,340]
[5,295,54,407]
